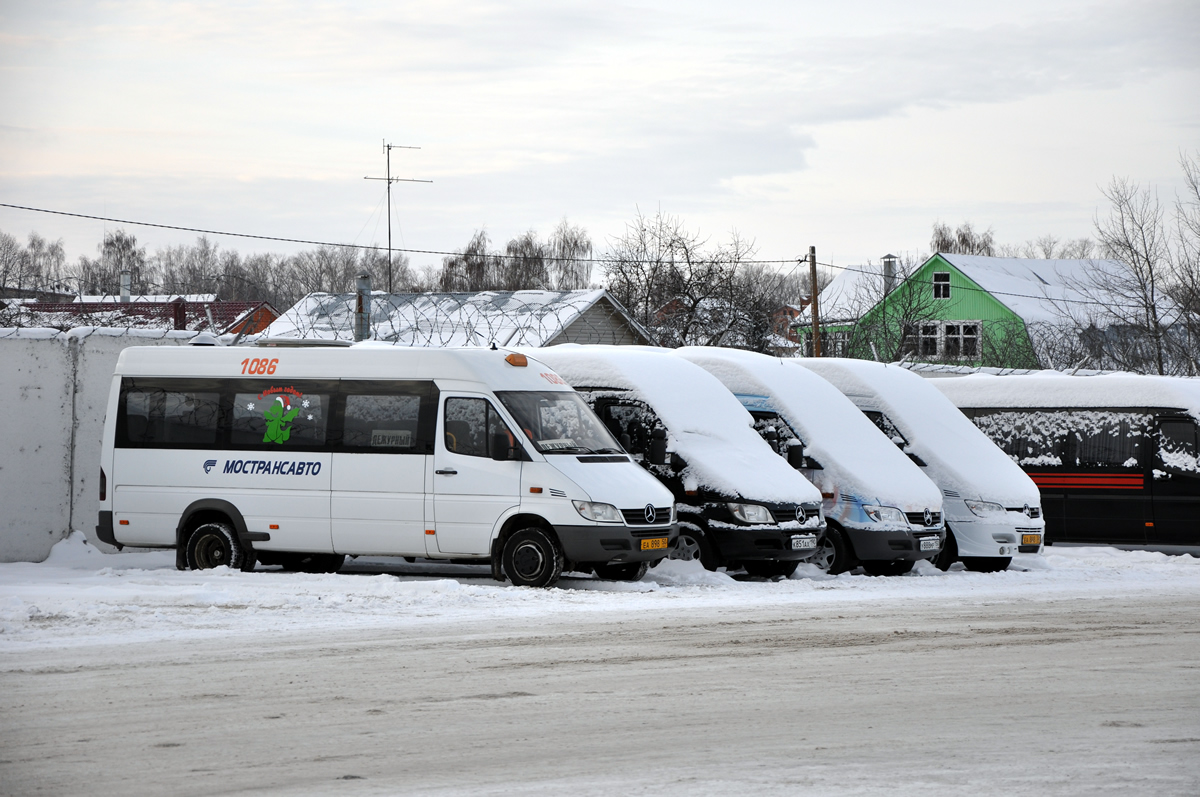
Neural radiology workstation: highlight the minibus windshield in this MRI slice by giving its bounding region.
[496,391,625,455]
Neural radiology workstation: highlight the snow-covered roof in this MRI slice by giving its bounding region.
[797,358,1040,506]
[266,289,650,347]
[933,372,1200,420]
[936,254,1126,325]
[675,347,943,513]
[796,264,886,326]
[73,293,218,303]
[529,345,823,504]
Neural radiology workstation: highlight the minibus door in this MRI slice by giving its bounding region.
[1150,418,1200,546]
[330,384,433,557]
[432,395,522,555]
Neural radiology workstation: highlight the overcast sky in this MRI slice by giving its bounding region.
[1,0,1197,275]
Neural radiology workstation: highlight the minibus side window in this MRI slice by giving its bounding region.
[231,386,330,447]
[863,410,907,447]
[122,386,220,446]
[444,397,510,458]
[1069,413,1142,468]
[343,394,422,451]
[1157,420,1200,475]
[602,403,657,456]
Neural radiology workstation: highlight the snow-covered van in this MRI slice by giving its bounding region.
[96,342,677,588]
[798,359,1044,572]
[529,345,825,577]
[676,347,945,575]
[935,372,1200,552]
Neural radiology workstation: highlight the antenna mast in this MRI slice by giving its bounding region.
[364,141,431,292]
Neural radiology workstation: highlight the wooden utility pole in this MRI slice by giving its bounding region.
[364,142,431,293]
[808,245,821,357]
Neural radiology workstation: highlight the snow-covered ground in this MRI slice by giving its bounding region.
[3,533,1199,651]
[4,536,1200,796]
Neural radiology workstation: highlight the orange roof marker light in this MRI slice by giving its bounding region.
[505,353,528,367]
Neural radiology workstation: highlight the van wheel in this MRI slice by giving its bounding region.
[812,524,854,575]
[502,528,563,588]
[186,521,251,571]
[743,560,799,578]
[862,559,914,577]
[671,526,720,571]
[593,561,649,581]
[932,528,959,571]
[962,557,1012,573]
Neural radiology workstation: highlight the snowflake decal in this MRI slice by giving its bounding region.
[246,402,256,411]
[301,399,311,408]
[307,414,314,421]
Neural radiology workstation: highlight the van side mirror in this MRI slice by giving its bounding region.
[491,432,514,461]
[649,427,667,466]
[787,445,806,469]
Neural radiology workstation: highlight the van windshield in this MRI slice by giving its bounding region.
[496,391,625,455]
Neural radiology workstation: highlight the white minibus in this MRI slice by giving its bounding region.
[96,342,677,587]
[798,359,1044,572]
[530,345,826,577]
[676,347,945,576]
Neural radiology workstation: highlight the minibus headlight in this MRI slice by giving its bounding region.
[864,504,907,525]
[572,500,623,523]
[726,503,775,524]
[965,499,1006,518]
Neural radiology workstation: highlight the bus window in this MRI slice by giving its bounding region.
[232,386,329,447]
[1157,420,1200,475]
[124,386,220,446]
[1070,414,1143,468]
[344,394,421,451]
[444,397,509,458]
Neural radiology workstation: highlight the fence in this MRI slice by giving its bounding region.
[0,327,198,561]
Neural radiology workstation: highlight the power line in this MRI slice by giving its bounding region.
[1,201,1124,308]
[0,202,799,266]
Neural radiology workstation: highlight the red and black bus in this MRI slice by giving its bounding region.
[934,373,1200,551]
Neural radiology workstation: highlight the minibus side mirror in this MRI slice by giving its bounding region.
[491,432,514,461]
[787,445,806,469]
[649,428,668,465]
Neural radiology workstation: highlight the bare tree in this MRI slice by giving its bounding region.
[931,221,996,256]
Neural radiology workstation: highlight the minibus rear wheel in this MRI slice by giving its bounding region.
[185,521,253,571]
[593,561,650,581]
[502,528,564,588]
[672,526,719,571]
[812,523,854,575]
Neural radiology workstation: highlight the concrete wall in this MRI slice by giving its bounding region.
[0,328,197,562]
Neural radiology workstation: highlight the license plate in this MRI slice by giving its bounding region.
[919,536,940,551]
[640,537,668,551]
[1022,534,1042,546]
[791,535,816,550]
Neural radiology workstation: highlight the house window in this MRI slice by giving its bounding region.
[943,323,979,357]
[932,272,951,299]
[919,324,938,356]
[803,329,850,357]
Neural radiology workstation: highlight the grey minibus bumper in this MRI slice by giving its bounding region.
[845,526,944,562]
[95,511,122,550]
[555,523,678,566]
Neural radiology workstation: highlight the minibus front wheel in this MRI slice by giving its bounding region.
[812,523,855,575]
[185,521,255,572]
[502,528,564,588]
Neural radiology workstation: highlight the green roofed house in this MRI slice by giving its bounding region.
[794,253,1127,369]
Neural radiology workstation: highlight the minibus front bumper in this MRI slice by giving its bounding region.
[555,523,679,566]
[844,526,945,562]
[705,525,825,563]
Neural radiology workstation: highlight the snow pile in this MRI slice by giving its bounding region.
[529,346,822,504]
[797,358,1040,507]
[675,347,942,514]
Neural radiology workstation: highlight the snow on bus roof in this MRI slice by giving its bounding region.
[528,345,822,504]
[933,371,1200,418]
[674,347,942,513]
[796,358,1039,506]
